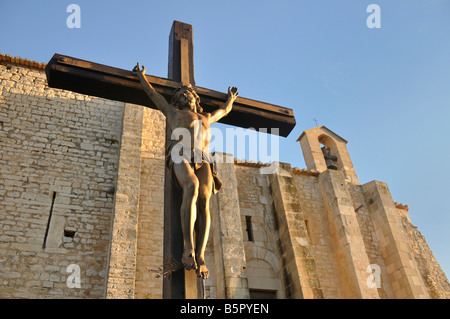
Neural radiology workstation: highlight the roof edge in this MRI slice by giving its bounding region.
[0,53,47,70]
[297,125,348,144]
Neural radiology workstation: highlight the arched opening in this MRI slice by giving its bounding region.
[318,134,341,171]
[246,259,283,299]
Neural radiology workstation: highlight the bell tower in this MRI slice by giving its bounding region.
[297,126,359,184]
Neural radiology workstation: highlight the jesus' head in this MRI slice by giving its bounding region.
[172,84,203,113]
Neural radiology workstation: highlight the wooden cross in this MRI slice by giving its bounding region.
[45,20,296,299]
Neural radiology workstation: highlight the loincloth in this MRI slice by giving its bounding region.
[166,142,222,194]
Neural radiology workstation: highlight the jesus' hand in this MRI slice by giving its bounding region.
[227,86,239,102]
[132,62,146,79]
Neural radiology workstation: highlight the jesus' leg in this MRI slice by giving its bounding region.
[173,161,199,270]
[194,163,213,279]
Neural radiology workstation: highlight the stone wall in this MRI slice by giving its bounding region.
[105,103,143,299]
[269,163,323,299]
[293,172,345,298]
[397,205,450,299]
[362,180,429,298]
[347,184,394,298]
[0,62,124,298]
[134,108,166,299]
[208,153,249,299]
[235,164,284,298]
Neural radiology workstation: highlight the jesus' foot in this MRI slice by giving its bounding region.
[182,249,197,270]
[196,257,209,279]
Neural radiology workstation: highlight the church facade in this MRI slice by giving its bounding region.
[0,54,449,299]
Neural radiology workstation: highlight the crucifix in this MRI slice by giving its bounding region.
[45,20,296,299]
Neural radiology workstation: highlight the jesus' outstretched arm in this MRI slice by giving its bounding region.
[209,86,238,124]
[132,63,176,118]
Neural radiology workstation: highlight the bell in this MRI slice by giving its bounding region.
[326,159,337,170]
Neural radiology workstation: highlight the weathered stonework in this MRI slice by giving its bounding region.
[0,61,123,298]
[397,205,450,299]
[134,107,166,299]
[106,103,143,299]
[293,172,346,298]
[318,169,379,298]
[1,57,449,299]
[209,153,249,299]
[269,163,323,299]
[362,181,429,298]
[235,163,284,298]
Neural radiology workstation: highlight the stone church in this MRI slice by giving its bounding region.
[1,53,449,299]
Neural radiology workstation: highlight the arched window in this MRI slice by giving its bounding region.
[246,259,282,299]
[318,134,340,171]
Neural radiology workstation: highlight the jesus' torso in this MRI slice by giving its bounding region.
[168,109,211,154]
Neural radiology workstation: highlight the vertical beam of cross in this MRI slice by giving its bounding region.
[168,21,195,85]
[163,21,203,299]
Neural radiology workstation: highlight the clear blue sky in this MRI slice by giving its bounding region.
[2,1,450,283]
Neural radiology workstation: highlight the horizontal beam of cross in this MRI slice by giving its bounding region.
[45,54,296,137]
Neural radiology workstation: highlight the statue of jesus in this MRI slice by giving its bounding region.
[133,63,238,279]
